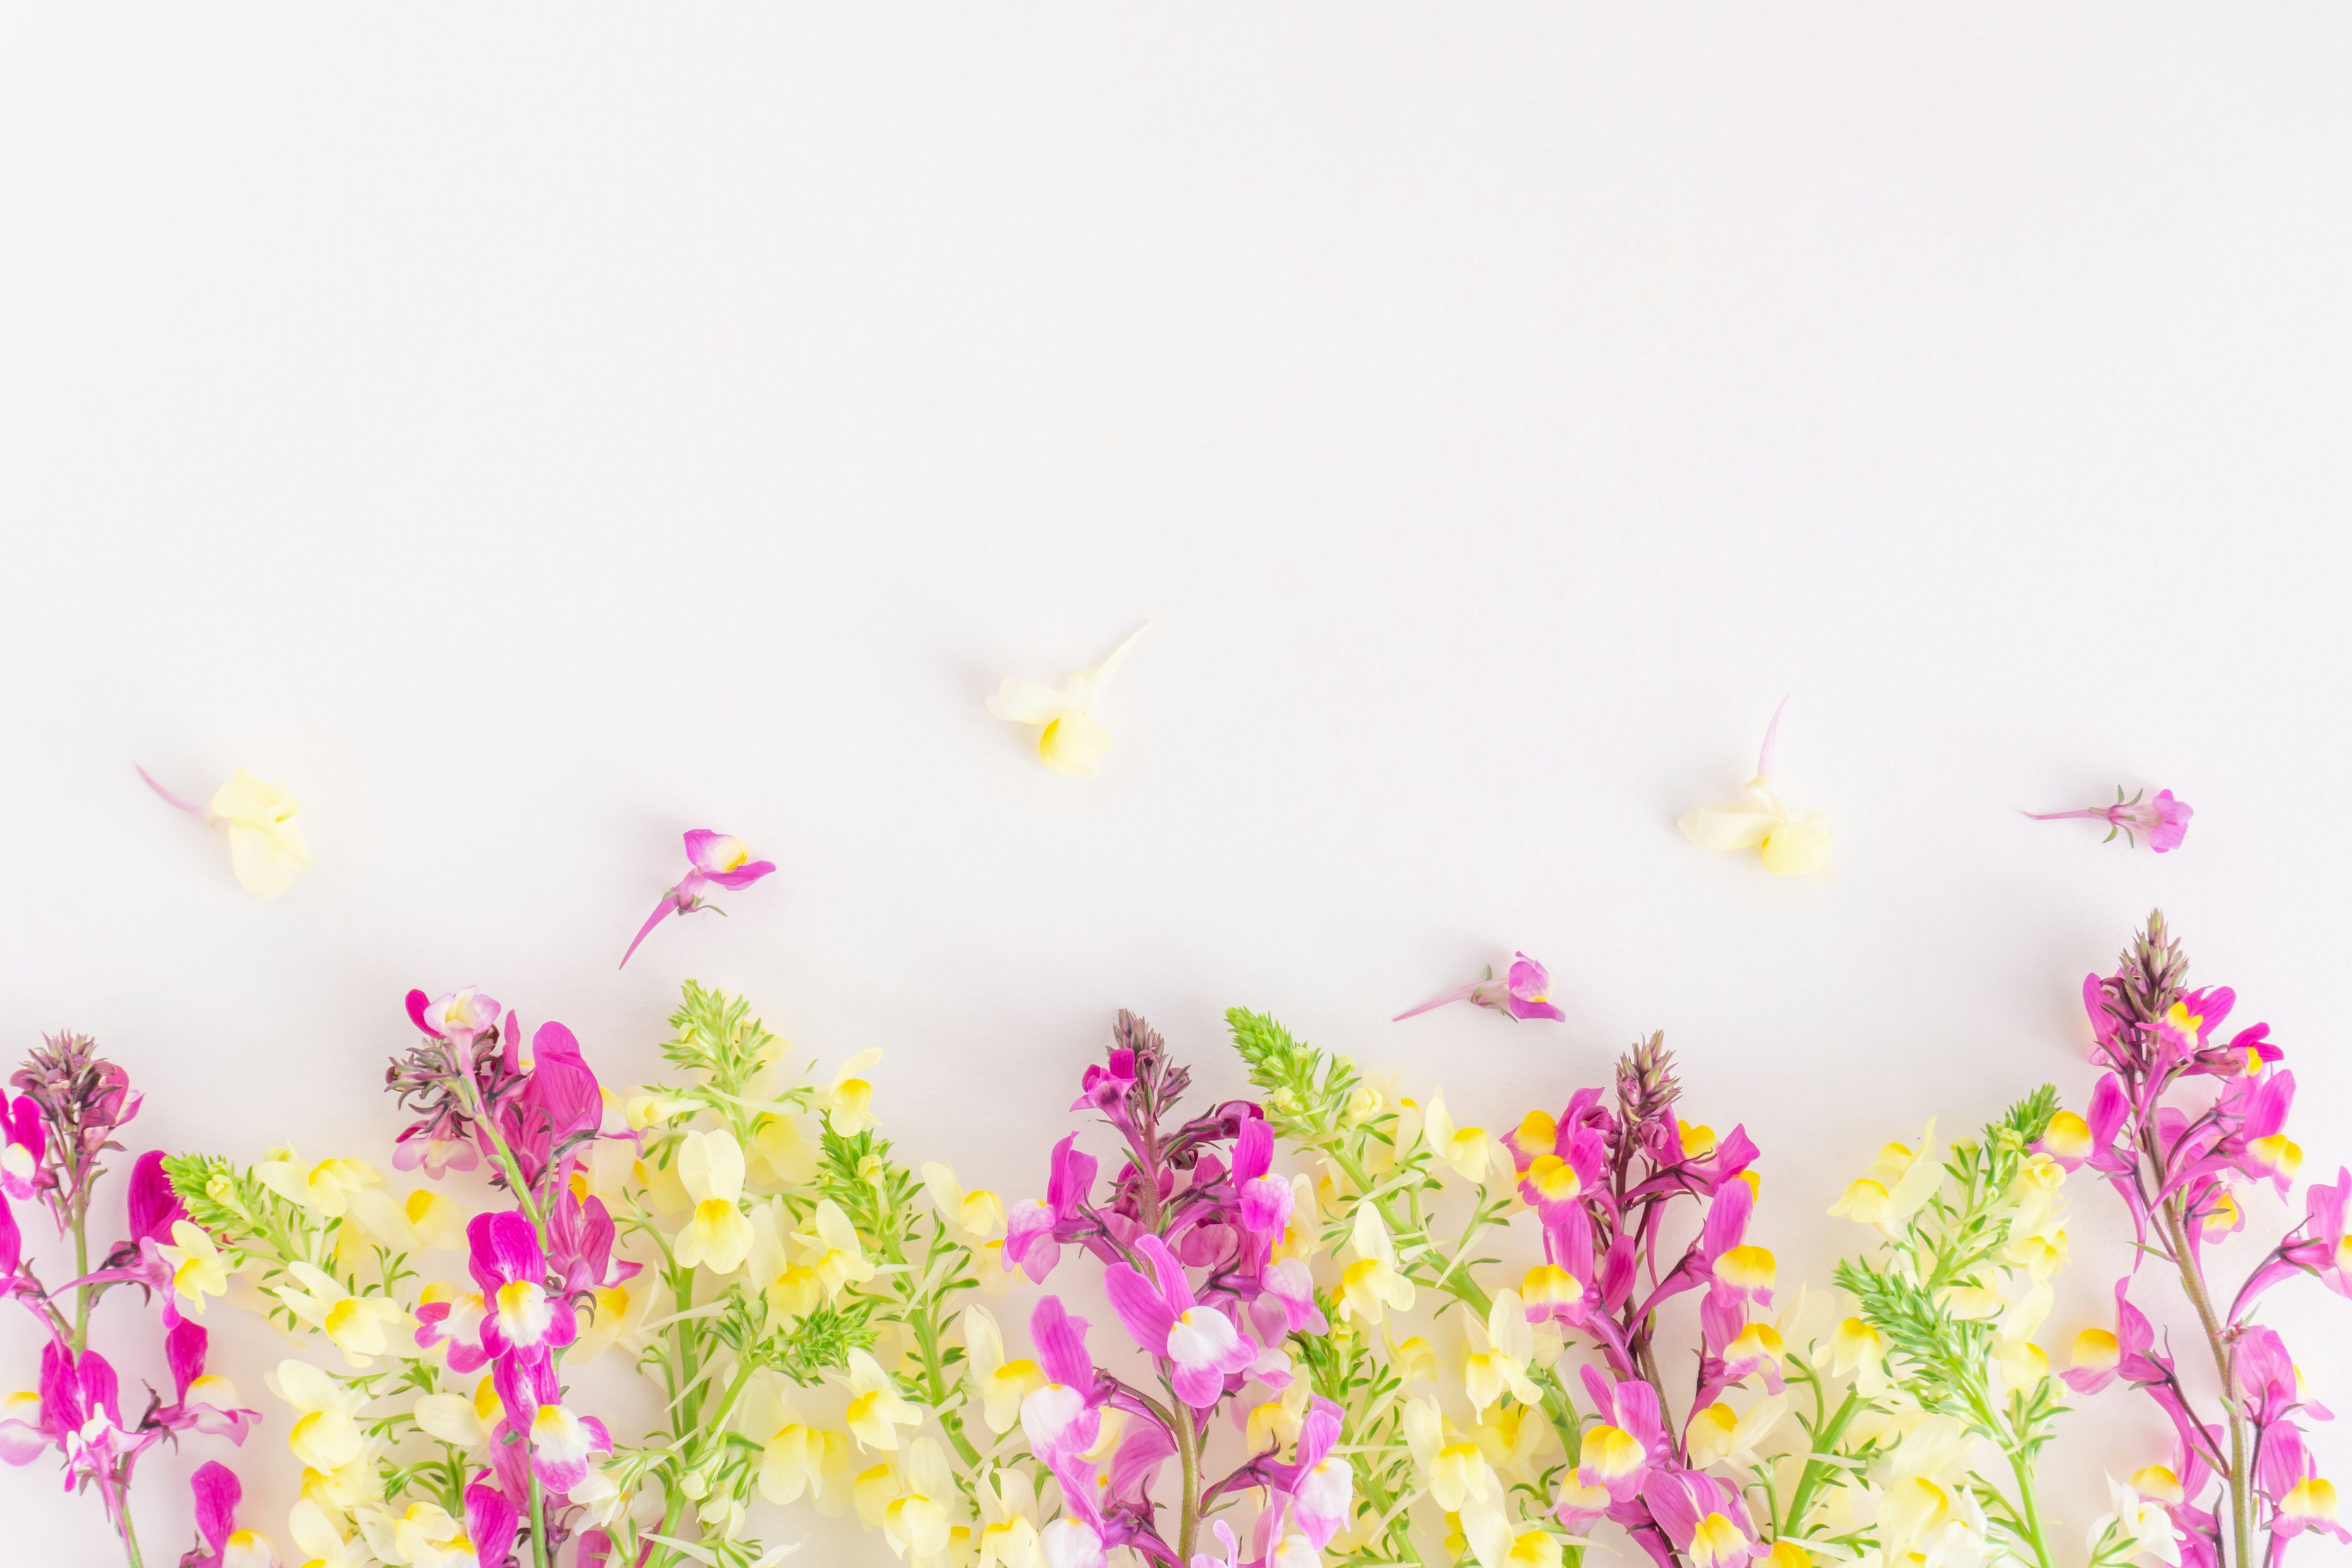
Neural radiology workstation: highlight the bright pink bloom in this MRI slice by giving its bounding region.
[0,1088,46,1202]
[1393,951,1566,1023]
[1231,1119,1292,1241]
[2026,786,2192,852]
[467,1211,577,1363]
[184,1461,276,1568]
[157,1321,259,1444]
[618,829,777,968]
[1105,1235,1259,1408]
[1019,1296,1107,1459]
[464,1481,522,1568]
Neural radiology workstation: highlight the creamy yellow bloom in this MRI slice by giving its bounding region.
[742,1374,852,1514]
[922,1161,1008,1242]
[1686,1393,1787,1468]
[157,1220,235,1317]
[1404,1396,1498,1515]
[273,1263,410,1369]
[1337,1206,1416,1325]
[748,1111,820,1188]
[962,1305,1046,1437]
[254,1150,383,1219]
[842,1349,924,1452]
[268,1360,364,1474]
[986,624,1150,777]
[349,1186,470,1253]
[412,1376,504,1450]
[1677,703,1832,875]
[1421,1093,1496,1186]
[1830,1123,1940,1232]
[826,1049,883,1137]
[1461,1291,1542,1417]
[673,1129,753,1275]
[207,767,314,898]
[795,1197,878,1299]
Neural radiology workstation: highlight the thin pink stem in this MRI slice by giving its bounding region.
[1393,982,1479,1022]
[134,765,204,815]
[2021,808,2105,821]
[617,894,679,969]
[1754,693,1792,780]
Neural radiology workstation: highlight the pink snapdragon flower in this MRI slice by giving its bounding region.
[2026,786,2193,852]
[467,1211,578,1364]
[1393,951,1565,1023]
[157,1321,260,1444]
[618,829,777,968]
[1105,1235,1261,1408]
[184,1461,277,1568]
[0,1089,45,1202]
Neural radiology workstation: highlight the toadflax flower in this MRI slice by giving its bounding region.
[619,829,778,968]
[2024,786,2193,853]
[137,764,314,897]
[1394,952,1564,1025]
[986,622,1150,776]
[1677,696,1833,875]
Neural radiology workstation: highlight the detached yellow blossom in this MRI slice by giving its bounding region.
[673,1129,753,1275]
[140,764,314,898]
[1677,698,1833,875]
[986,623,1150,776]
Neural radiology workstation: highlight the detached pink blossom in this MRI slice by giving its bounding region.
[2026,786,2193,852]
[1394,951,1564,1023]
[618,829,777,968]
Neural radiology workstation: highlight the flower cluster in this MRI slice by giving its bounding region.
[2056,911,2344,1567]
[2,1034,260,1567]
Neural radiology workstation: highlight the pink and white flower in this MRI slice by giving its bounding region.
[1395,951,1566,1024]
[619,829,778,968]
[1104,1235,1259,1408]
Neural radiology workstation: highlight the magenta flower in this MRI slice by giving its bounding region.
[157,1321,260,1444]
[2026,785,2193,851]
[1104,1234,1260,1408]
[467,1210,577,1363]
[184,1461,274,1568]
[0,1089,45,1202]
[1018,1296,1107,1459]
[1394,950,1564,1023]
[618,829,777,968]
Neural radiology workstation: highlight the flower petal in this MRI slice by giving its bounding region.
[1677,806,1777,851]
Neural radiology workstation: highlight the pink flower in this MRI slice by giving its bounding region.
[158,1321,260,1443]
[0,1089,45,1204]
[467,1211,578,1363]
[619,829,777,968]
[1393,951,1565,1024]
[2026,786,2193,852]
[1104,1235,1259,1408]
[1019,1296,1107,1459]
[185,1461,276,1568]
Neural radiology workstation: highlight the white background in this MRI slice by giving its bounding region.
[4,7,2350,1564]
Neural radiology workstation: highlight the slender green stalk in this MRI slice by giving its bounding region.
[1782,1389,1861,1532]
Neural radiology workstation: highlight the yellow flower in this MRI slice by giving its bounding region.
[1404,1397,1497,1514]
[207,767,314,898]
[986,624,1150,776]
[255,1150,383,1218]
[1421,1093,1496,1186]
[842,1349,924,1452]
[1461,1291,1541,1417]
[795,1197,878,1299]
[748,1111,819,1188]
[672,1129,753,1275]
[961,1305,1046,1436]
[742,1374,852,1513]
[273,1263,409,1369]
[157,1220,235,1317]
[922,1161,1008,1242]
[1829,1123,1940,1232]
[1336,1206,1416,1325]
[1685,1393,1788,1468]
[826,1050,883,1137]
[349,1187,470,1253]
[1676,700,1832,875]
[268,1360,364,1474]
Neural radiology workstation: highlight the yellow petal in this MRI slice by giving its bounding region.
[1679,806,1778,851]
[1038,713,1112,775]
[1759,810,1833,875]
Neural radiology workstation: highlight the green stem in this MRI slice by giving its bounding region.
[2159,1196,2249,1568]
[527,1469,552,1568]
[1783,1389,1863,1534]
[1964,1381,2052,1568]
[1174,1395,1200,1562]
[70,1195,93,1354]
